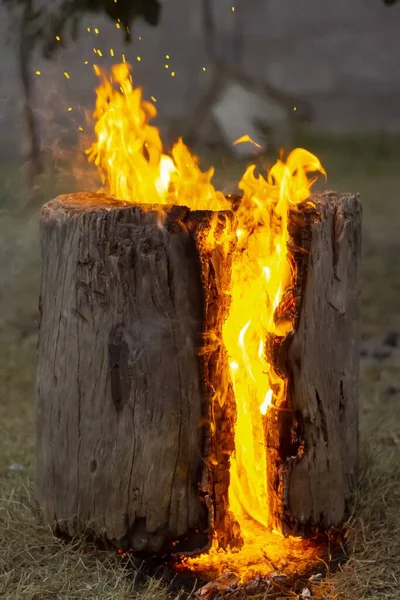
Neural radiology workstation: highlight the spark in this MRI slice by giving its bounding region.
[202,66,206,71]
[110,49,114,57]
[35,70,41,75]
[151,96,157,102]
[165,64,169,69]
[171,71,176,77]
[232,5,235,11]
[122,53,126,63]
[138,36,142,40]
[78,126,84,131]
[293,106,297,111]
[84,60,89,65]
[97,49,103,57]
[116,22,121,29]
[56,35,61,41]
[68,107,72,112]
[87,27,91,32]
[64,71,70,79]
[165,54,170,59]
[136,56,141,61]
[94,28,99,34]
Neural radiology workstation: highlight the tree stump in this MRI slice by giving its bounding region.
[36,190,361,555]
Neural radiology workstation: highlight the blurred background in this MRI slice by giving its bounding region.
[1,0,400,159]
[1,1,400,598]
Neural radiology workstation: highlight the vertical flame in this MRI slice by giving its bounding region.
[222,148,326,547]
[86,64,326,580]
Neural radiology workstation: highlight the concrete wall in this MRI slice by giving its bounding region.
[1,0,400,160]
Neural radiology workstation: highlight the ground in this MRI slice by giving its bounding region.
[1,133,400,599]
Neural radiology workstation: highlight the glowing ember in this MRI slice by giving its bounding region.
[86,63,326,581]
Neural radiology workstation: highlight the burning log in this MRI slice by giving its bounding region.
[36,189,361,565]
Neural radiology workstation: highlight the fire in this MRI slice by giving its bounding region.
[87,64,325,580]
[87,63,229,211]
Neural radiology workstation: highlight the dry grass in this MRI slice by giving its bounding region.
[1,135,400,599]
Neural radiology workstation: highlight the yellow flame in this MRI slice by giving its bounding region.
[233,134,262,149]
[86,63,325,581]
[87,63,229,211]
[186,147,324,580]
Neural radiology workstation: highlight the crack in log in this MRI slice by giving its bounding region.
[165,241,185,537]
[75,243,82,533]
[315,389,328,446]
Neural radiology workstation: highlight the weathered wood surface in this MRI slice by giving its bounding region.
[36,193,227,553]
[266,191,361,534]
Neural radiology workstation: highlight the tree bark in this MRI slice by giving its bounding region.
[36,193,234,553]
[266,191,361,534]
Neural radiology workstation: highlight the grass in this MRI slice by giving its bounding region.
[1,133,400,598]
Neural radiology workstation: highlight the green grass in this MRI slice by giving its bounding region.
[1,134,400,599]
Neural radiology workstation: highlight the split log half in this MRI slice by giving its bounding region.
[36,193,234,553]
[266,191,361,534]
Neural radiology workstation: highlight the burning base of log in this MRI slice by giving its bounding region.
[36,62,361,588]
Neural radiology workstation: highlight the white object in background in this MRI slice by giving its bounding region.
[212,81,289,158]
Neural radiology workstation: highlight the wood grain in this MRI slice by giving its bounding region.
[266,192,361,534]
[36,193,221,552]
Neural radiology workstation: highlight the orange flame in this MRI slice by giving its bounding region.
[86,64,325,580]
